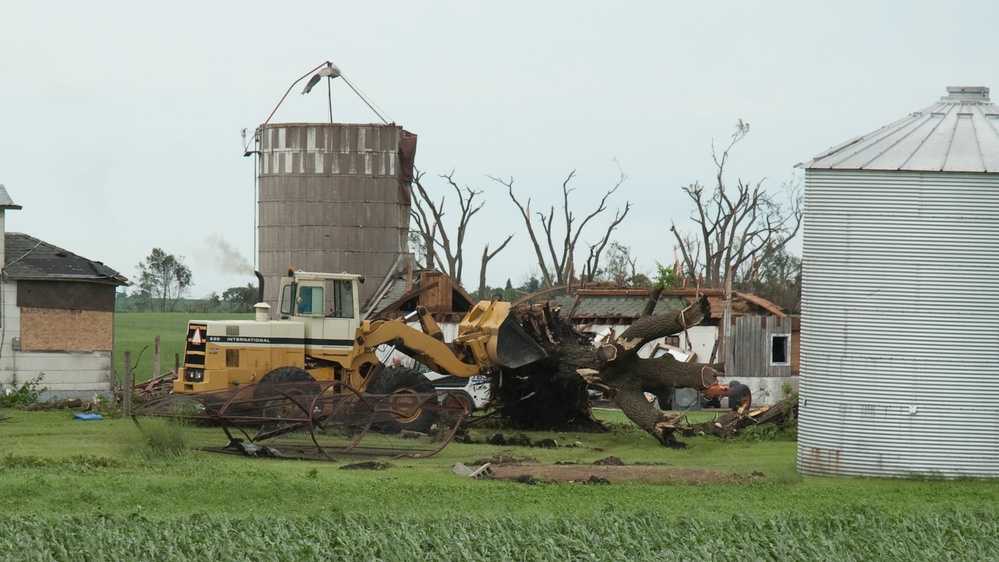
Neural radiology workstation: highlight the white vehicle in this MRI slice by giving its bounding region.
[424,372,492,412]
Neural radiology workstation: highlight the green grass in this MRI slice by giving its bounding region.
[51,312,999,557]
[2,408,999,559]
[114,312,252,384]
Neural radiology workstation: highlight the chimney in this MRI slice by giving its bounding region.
[0,185,24,272]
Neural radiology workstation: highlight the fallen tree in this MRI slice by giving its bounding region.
[590,291,723,448]
[497,288,722,447]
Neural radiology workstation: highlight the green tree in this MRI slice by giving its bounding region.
[223,283,258,313]
[738,245,802,314]
[136,248,193,312]
[595,241,649,286]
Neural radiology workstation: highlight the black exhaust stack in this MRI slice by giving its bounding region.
[255,271,265,303]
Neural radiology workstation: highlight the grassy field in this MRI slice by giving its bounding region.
[113,312,252,386]
[2,406,999,560]
[35,312,999,559]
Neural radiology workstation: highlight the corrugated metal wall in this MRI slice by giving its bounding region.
[257,123,411,310]
[797,169,999,477]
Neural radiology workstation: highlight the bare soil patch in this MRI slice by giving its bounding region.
[469,456,759,485]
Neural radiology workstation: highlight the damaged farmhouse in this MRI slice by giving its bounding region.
[797,87,999,478]
[0,185,127,401]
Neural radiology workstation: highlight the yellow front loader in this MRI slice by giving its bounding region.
[173,269,545,394]
[136,269,547,460]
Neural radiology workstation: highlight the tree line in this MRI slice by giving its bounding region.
[124,121,802,315]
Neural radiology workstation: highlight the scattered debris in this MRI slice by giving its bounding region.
[340,461,393,471]
[593,456,625,466]
[228,441,284,458]
[132,371,177,397]
[453,462,492,478]
[511,474,539,485]
[583,475,611,485]
[20,398,92,412]
[469,455,537,466]
[486,433,560,448]
[679,398,798,439]
[486,463,751,485]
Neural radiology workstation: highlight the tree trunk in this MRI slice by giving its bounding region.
[496,289,722,448]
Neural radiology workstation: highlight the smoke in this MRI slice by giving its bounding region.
[202,234,254,275]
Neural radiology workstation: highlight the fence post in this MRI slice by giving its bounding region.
[154,335,161,378]
[123,351,133,420]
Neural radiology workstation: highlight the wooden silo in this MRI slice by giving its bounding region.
[256,123,417,312]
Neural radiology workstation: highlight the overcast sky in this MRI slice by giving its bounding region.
[3,1,996,297]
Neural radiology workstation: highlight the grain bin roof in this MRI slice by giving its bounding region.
[799,86,999,173]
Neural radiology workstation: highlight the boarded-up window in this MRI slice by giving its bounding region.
[19,308,114,351]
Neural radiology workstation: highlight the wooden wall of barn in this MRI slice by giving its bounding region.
[724,315,800,378]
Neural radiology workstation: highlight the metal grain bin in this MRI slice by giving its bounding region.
[256,123,417,312]
[796,87,999,478]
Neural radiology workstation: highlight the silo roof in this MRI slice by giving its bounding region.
[800,86,999,172]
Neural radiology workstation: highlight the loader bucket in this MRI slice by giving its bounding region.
[495,312,548,368]
[459,300,548,370]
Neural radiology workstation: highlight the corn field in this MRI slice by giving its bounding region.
[0,510,995,561]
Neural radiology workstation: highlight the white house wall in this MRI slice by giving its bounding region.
[0,280,113,400]
[5,350,112,399]
[0,280,20,389]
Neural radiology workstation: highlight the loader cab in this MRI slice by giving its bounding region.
[279,271,362,350]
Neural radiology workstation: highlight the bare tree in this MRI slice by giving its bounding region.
[492,167,631,289]
[478,236,514,299]
[410,170,513,289]
[671,120,802,288]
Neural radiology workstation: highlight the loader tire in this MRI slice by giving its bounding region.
[366,368,437,433]
[260,366,315,385]
[256,367,318,419]
[728,383,752,412]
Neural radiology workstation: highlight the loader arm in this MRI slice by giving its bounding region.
[354,318,487,378]
[354,302,547,377]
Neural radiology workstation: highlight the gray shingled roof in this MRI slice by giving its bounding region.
[5,232,127,284]
[800,86,999,173]
[571,294,685,319]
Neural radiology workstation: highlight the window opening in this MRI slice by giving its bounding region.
[771,335,790,365]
